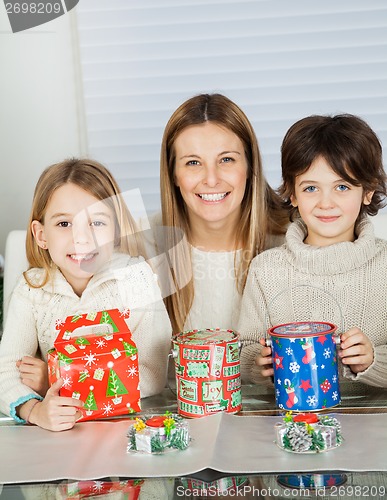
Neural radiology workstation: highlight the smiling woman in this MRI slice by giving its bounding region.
[143,94,289,334]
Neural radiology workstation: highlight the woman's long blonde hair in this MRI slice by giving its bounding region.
[160,93,288,332]
[25,157,145,288]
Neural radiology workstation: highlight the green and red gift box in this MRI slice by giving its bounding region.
[48,309,141,421]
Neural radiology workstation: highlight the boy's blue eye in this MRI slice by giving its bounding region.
[304,186,317,193]
[337,184,349,191]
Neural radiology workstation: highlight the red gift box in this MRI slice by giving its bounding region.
[57,479,144,499]
[48,309,141,421]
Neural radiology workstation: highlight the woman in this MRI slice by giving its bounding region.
[144,93,288,333]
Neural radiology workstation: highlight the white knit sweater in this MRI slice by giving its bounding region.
[140,212,284,332]
[0,253,172,421]
[238,218,387,396]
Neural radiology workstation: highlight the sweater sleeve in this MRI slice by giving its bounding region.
[124,260,172,398]
[343,344,387,388]
[0,279,43,420]
[237,263,273,391]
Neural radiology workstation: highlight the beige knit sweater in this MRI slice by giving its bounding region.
[239,218,387,396]
[0,253,172,421]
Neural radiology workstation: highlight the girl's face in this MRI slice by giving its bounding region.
[32,183,115,296]
[291,156,373,246]
[173,122,248,231]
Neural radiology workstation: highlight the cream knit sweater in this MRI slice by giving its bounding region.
[140,211,284,332]
[0,253,172,421]
[239,218,387,396]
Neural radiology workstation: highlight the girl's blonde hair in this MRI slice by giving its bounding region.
[160,93,288,332]
[25,157,145,288]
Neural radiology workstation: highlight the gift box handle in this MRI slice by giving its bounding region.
[71,324,114,338]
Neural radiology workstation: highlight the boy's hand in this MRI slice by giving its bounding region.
[339,327,374,374]
[28,378,84,432]
[16,356,49,397]
[256,338,274,377]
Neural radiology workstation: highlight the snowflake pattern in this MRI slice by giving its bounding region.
[332,375,337,383]
[127,366,138,378]
[332,391,339,401]
[92,481,104,493]
[120,308,131,318]
[323,348,332,359]
[83,352,99,367]
[311,363,318,370]
[276,389,280,397]
[95,338,107,349]
[285,347,293,355]
[277,378,281,385]
[62,375,73,389]
[55,318,65,329]
[289,361,300,374]
[306,395,318,406]
[289,338,296,343]
[278,404,284,409]
[102,402,114,416]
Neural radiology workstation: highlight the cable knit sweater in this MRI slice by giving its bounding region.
[239,218,387,396]
[0,253,172,421]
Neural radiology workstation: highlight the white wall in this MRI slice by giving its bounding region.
[0,5,85,257]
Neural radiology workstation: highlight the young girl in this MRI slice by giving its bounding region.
[238,114,387,396]
[0,158,172,431]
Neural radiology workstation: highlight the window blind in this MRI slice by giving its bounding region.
[75,0,387,214]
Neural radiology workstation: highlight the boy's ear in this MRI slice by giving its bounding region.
[31,220,48,250]
[363,190,375,206]
[290,194,298,207]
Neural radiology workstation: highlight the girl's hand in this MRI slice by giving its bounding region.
[16,356,49,397]
[339,327,374,374]
[256,338,274,377]
[28,379,84,432]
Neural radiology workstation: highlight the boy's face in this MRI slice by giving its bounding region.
[290,156,374,247]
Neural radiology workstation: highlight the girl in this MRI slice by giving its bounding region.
[238,114,387,396]
[0,158,172,431]
[142,93,288,334]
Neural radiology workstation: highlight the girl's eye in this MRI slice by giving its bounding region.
[91,221,105,227]
[304,186,317,193]
[337,184,349,192]
[57,221,71,228]
[220,157,234,163]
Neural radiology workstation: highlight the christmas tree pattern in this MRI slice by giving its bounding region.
[122,340,138,358]
[75,337,90,349]
[84,387,98,413]
[100,311,119,332]
[106,367,129,401]
[58,352,74,366]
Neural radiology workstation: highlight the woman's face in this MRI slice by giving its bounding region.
[173,122,248,230]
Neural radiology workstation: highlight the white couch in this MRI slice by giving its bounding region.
[2,213,387,325]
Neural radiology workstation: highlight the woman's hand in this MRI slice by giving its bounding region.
[16,356,49,397]
[256,338,274,377]
[339,327,374,374]
[27,379,84,431]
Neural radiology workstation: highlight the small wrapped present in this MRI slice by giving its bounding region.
[127,412,190,454]
[48,309,141,421]
[274,412,343,453]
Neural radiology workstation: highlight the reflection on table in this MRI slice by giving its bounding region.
[1,384,387,499]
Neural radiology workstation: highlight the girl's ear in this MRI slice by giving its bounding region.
[290,194,298,207]
[363,190,375,206]
[31,220,48,250]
